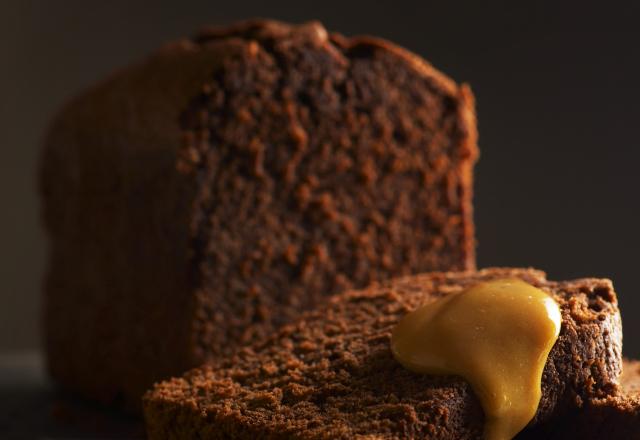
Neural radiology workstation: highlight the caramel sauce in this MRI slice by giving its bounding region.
[391,278,561,440]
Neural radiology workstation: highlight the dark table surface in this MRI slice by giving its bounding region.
[0,352,144,439]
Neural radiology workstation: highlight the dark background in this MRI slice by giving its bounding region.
[2,1,639,357]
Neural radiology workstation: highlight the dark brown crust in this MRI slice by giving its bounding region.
[521,360,640,439]
[143,268,622,439]
[39,39,233,408]
[40,19,478,409]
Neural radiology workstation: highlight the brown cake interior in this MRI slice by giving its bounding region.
[182,20,478,360]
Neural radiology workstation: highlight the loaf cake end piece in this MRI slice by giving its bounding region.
[40,19,478,408]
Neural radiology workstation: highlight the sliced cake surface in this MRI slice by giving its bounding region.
[143,268,622,439]
[40,19,478,407]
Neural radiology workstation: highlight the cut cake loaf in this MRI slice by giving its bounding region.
[40,19,478,407]
[143,268,622,439]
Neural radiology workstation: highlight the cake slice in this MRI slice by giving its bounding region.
[521,359,640,439]
[40,19,478,408]
[143,268,622,439]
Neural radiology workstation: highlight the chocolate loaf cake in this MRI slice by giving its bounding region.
[143,268,622,439]
[40,19,478,407]
[522,359,640,439]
